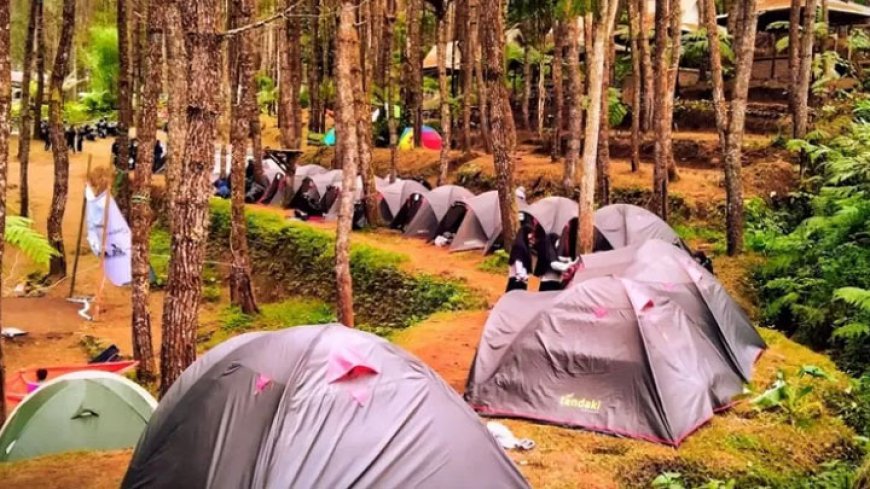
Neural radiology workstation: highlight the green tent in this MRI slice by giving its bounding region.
[0,371,157,461]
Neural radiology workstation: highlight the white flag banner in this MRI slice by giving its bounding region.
[85,185,132,286]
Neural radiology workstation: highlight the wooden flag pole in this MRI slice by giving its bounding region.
[68,155,93,298]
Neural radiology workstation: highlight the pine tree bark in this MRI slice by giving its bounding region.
[521,45,531,131]
[17,0,38,218]
[703,0,728,149]
[47,0,76,279]
[130,0,162,383]
[470,7,493,154]
[165,0,187,229]
[795,0,818,140]
[480,0,518,252]
[461,0,478,154]
[116,0,133,218]
[565,18,582,190]
[279,0,302,148]
[385,0,398,181]
[354,0,379,227]
[535,56,546,136]
[160,0,221,396]
[437,12,451,185]
[406,0,423,147]
[723,0,759,256]
[32,0,45,138]
[628,0,642,172]
[0,0,12,425]
[666,0,681,182]
[638,0,653,133]
[229,0,260,314]
[787,0,801,118]
[651,0,671,219]
[597,42,612,206]
[335,0,361,327]
[308,0,323,133]
[550,21,564,162]
[578,0,620,254]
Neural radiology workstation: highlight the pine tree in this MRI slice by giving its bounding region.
[0,0,12,426]
[17,0,38,218]
[160,0,222,396]
[47,0,77,280]
[129,0,163,383]
[335,0,361,327]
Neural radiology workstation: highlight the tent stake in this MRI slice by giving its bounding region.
[68,155,92,298]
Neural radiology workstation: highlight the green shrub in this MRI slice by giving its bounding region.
[751,111,870,376]
[208,200,480,330]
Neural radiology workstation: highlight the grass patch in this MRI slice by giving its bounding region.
[149,228,171,285]
[478,249,509,275]
[674,222,726,254]
[208,200,481,330]
[202,297,335,348]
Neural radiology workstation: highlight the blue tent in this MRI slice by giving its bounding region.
[324,128,336,146]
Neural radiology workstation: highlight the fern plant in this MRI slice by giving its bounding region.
[5,216,57,266]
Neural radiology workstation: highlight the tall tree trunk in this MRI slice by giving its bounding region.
[165,0,187,229]
[565,18,582,190]
[407,0,423,147]
[651,0,670,219]
[597,42,612,206]
[47,0,76,279]
[536,56,546,138]
[703,0,728,149]
[308,0,322,133]
[480,0,518,252]
[355,0,379,228]
[17,0,38,218]
[437,12,451,185]
[666,0,681,182]
[550,21,564,162]
[461,0,476,153]
[521,44,531,130]
[116,0,133,218]
[335,0,361,327]
[385,0,398,181]
[0,0,11,425]
[32,0,45,140]
[795,0,819,141]
[130,0,162,383]
[787,0,801,118]
[578,1,620,254]
[279,1,302,148]
[723,0,759,256]
[229,0,259,314]
[628,0,642,172]
[247,86,266,185]
[160,0,221,396]
[469,0,493,154]
[639,0,653,133]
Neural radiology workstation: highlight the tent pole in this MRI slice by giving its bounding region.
[68,154,92,298]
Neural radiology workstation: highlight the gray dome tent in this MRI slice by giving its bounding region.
[378,179,430,226]
[123,325,529,489]
[465,240,765,446]
[293,164,329,192]
[451,191,527,253]
[522,196,577,237]
[404,184,475,239]
[593,203,686,251]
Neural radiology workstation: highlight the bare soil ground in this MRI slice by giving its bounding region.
[0,122,849,488]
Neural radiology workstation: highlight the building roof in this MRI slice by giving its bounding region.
[757,0,870,17]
